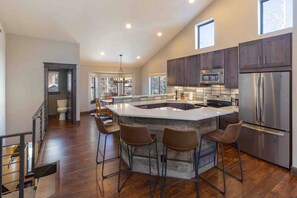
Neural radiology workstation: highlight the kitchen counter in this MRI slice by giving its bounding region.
[106,100,232,121]
[220,105,239,113]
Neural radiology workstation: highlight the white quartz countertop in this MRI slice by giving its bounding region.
[219,106,239,113]
[106,100,233,121]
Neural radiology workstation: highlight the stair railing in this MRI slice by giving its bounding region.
[0,132,32,198]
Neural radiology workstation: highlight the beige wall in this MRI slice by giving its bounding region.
[292,0,297,168]
[80,65,141,112]
[6,34,80,134]
[0,23,5,135]
[141,0,292,94]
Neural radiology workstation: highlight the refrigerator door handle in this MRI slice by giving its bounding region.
[242,123,285,137]
[260,76,265,125]
[256,76,261,124]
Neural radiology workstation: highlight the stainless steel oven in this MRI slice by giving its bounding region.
[200,69,224,84]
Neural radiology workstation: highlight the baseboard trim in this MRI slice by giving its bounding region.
[291,167,297,176]
[75,120,80,125]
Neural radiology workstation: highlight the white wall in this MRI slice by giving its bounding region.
[80,65,141,112]
[141,0,292,94]
[292,0,297,169]
[6,34,80,134]
[0,23,5,135]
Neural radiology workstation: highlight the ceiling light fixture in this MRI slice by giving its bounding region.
[113,54,128,84]
[100,52,105,55]
[157,32,163,37]
[126,23,132,29]
[137,56,141,59]
[189,0,195,4]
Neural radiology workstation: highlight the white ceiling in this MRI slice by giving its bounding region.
[0,0,212,67]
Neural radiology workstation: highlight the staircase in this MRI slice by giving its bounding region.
[0,102,60,198]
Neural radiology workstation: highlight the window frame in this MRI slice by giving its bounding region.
[149,74,167,95]
[48,71,60,94]
[196,19,215,49]
[90,76,96,104]
[259,0,293,35]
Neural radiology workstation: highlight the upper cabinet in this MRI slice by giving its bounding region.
[224,47,239,89]
[239,33,292,72]
[200,50,224,70]
[167,55,201,87]
[262,33,292,68]
[167,59,177,86]
[185,55,201,87]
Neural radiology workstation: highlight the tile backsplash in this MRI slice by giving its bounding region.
[171,85,239,102]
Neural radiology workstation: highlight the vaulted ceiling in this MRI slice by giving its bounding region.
[0,0,212,67]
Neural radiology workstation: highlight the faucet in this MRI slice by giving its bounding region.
[175,89,178,100]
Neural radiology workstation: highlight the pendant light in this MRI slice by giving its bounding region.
[113,54,128,84]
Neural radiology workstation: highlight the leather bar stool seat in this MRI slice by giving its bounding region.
[161,128,200,198]
[197,121,243,195]
[118,124,160,198]
[95,116,120,179]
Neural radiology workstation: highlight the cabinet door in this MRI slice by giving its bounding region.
[262,33,292,68]
[200,52,213,70]
[213,50,224,69]
[185,55,200,87]
[239,40,262,70]
[167,59,177,86]
[175,58,186,86]
[224,47,239,88]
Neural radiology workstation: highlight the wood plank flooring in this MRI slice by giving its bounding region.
[41,114,297,198]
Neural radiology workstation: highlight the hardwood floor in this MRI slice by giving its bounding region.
[41,115,297,198]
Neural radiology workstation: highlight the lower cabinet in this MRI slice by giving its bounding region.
[219,112,239,130]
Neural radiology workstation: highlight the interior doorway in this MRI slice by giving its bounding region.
[44,63,77,125]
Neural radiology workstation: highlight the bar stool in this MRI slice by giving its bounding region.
[161,128,199,198]
[95,116,120,179]
[118,124,160,198]
[197,121,243,195]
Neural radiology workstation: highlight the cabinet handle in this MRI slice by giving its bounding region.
[257,56,260,66]
[263,56,266,66]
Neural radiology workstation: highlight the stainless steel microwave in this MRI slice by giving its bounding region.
[200,69,224,84]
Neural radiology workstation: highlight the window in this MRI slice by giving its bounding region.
[259,0,293,34]
[100,74,133,96]
[196,19,215,49]
[149,74,167,95]
[48,71,59,93]
[90,76,96,104]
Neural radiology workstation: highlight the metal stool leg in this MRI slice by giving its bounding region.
[194,148,200,198]
[220,143,226,195]
[155,140,160,176]
[148,144,153,198]
[237,141,244,182]
[118,140,122,192]
[96,132,102,164]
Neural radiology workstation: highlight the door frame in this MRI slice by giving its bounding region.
[44,62,77,125]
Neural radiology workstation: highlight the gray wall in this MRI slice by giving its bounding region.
[48,70,68,116]
[0,22,5,135]
[6,34,80,134]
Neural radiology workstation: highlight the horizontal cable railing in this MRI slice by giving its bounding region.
[32,102,46,170]
[0,132,32,198]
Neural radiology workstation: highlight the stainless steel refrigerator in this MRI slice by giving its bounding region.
[239,72,291,169]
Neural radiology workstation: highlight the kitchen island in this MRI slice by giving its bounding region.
[106,100,233,179]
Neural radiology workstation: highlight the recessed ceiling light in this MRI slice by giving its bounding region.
[126,23,132,29]
[189,0,195,4]
[136,56,141,59]
[100,52,105,55]
[157,32,163,37]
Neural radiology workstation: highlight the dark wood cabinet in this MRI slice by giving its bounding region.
[185,55,201,87]
[213,50,225,69]
[175,58,186,86]
[239,40,262,70]
[167,59,177,86]
[262,33,292,68]
[239,33,292,72]
[200,50,224,70]
[224,47,239,89]
[219,112,239,130]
